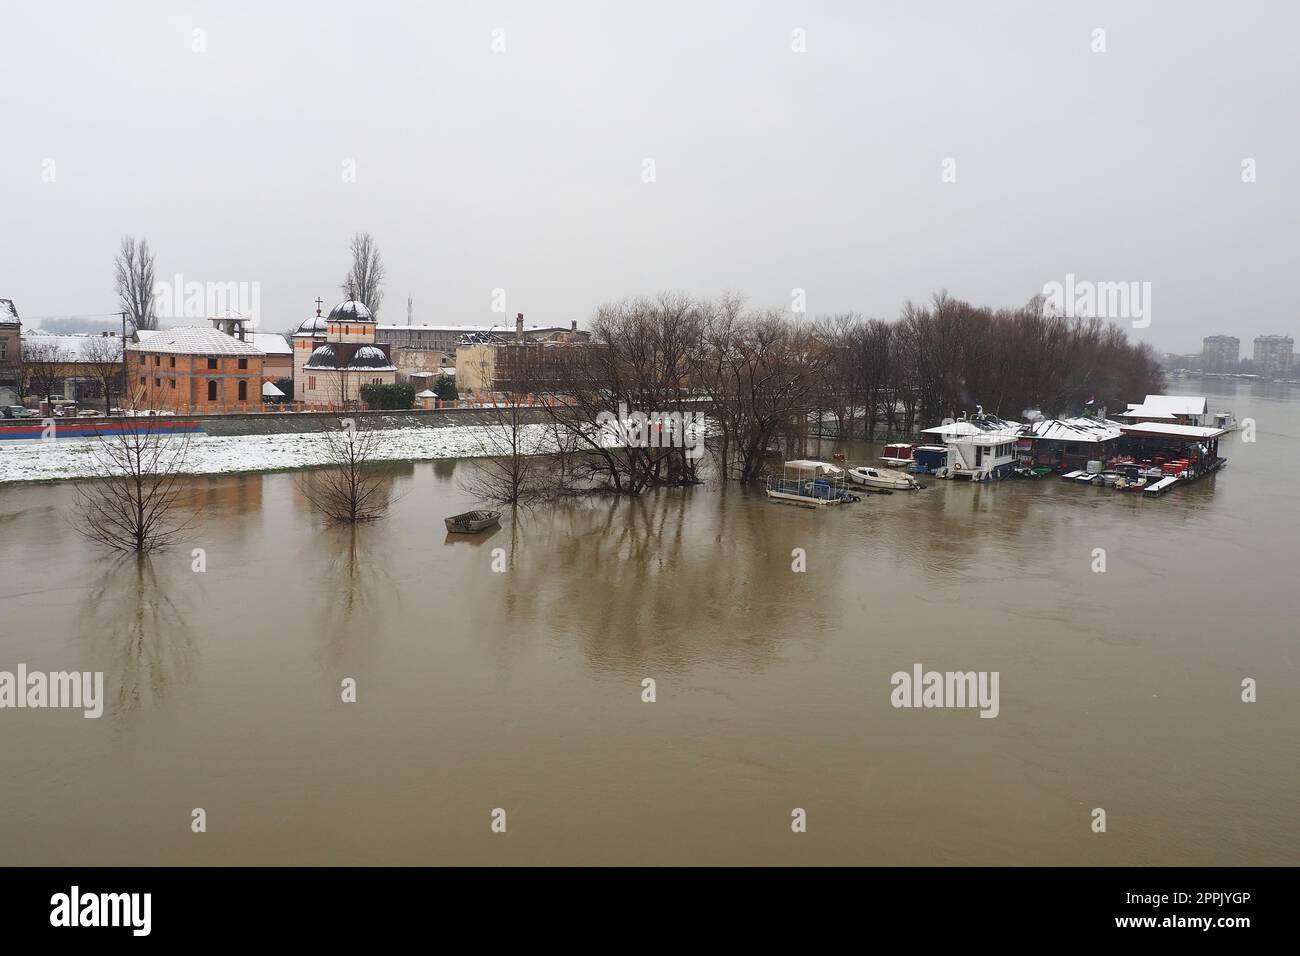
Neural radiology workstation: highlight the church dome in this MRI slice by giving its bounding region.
[297,315,329,334]
[348,345,394,369]
[328,300,373,323]
[303,344,338,369]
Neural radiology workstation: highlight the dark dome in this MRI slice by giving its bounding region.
[348,345,393,369]
[297,315,329,333]
[328,300,373,323]
[303,344,337,369]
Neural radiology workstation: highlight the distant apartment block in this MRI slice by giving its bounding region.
[1252,335,1295,378]
[1201,335,1239,372]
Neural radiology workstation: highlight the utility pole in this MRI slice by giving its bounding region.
[119,311,128,416]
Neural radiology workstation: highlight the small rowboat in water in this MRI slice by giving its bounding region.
[445,510,501,533]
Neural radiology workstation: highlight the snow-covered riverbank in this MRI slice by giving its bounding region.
[0,424,559,484]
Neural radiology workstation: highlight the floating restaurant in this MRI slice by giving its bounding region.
[910,394,1229,496]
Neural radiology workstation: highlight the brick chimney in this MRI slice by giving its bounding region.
[515,312,524,342]
[571,320,577,332]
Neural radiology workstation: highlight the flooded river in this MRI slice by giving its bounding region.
[1,381,1296,865]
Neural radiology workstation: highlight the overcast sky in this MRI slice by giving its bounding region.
[2,1,1296,353]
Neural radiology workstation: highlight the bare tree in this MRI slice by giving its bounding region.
[298,420,393,522]
[115,236,157,332]
[463,396,547,506]
[530,295,706,495]
[340,232,385,317]
[21,337,69,410]
[72,411,194,554]
[80,334,125,413]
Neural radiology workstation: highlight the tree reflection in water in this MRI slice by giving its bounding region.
[80,556,196,718]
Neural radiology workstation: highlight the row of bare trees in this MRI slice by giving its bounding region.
[19,335,124,412]
[814,292,1166,441]
[473,290,1164,496]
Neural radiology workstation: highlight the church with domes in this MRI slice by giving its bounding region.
[293,299,396,408]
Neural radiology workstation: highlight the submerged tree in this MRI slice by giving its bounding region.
[462,383,549,507]
[72,411,194,554]
[299,420,393,523]
[115,236,158,332]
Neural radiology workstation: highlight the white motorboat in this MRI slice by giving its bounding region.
[847,465,919,490]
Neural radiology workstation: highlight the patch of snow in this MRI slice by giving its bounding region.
[0,423,562,484]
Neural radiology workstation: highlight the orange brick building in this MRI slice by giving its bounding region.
[127,327,265,414]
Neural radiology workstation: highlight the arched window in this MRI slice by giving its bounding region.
[207,381,217,401]
[237,380,247,401]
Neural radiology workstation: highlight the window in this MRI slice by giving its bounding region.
[308,376,316,390]
[169,356,175,368]
[169,378,176,389]
[237,380,247,401]
[207,358,218,370]
[139,376,145,385]
[154,355,161,366]
[238,358,247,370]
[155,378,160,387]
[207,381,217,401]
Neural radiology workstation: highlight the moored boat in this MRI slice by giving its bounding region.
[880,443,914,468]
[765,460,859,506]
[445,510,502,533]
[847,465,920,490]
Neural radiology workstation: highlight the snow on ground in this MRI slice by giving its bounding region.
[0,424,562,484]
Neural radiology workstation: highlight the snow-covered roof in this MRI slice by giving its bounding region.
[296,315,329,334]
[131,327,264,356]
[0,299,18,322]
[784,459,844,474]
[1121,394,1207,418]
[328,300,373,322]
[249,332,291,355]
[262,380,285,397]
[1116,406,1177,420]
[1119,422,1226,440]
[415,389,437,398]
[350,345,394,369]
[921,414,1022,442]
[21,330,123,360]
[1022,417,1125,443]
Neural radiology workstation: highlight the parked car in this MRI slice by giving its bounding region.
[4,406,34,419]
[77,409,103,417]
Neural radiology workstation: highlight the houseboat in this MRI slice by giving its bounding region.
[918,408,1022,481]
[765,460,857,506]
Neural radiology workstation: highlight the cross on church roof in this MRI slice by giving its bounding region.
[315,296,323,316]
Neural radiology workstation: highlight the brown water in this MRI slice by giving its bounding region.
[1,381,1296,865]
